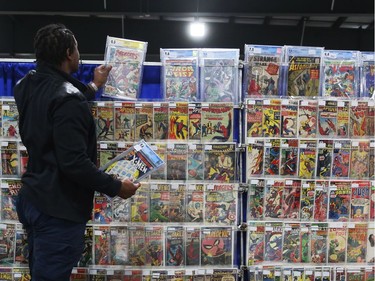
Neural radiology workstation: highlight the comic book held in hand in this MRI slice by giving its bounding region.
[100,140,164,182]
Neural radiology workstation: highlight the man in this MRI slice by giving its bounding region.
[13,23,140,280]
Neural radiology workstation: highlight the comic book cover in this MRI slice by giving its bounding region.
[77,226,93,267]
[12,267,31,281]
[248,267,261,281]
[346,223,367,263]
[298,140,317,179]
[1,178,21,221]
[264,222,283,262]
[103,36,147,100]
[142,270,152,281]
[281,179,301,219]
[264,179,284,219]
[262,266,275,281]
[93,225,111,265]
[367,100,375,137]
[246,139,264,177]
[200,49,239,103]
[211,269,237,281]
[114,101,136,142]
[185,226,200,266]
[110,226,129,265]
[168,102,189,140]
[298,100,318,138]
[167,269,185,281]
[317,100,337,137]
[365,268,375,281]
[0,268,12,281]
[262,99,281,137]
[135,102,153,141]
[314,268,323,281]
[303,268,315,281]
[322,267,331,281]
[92,192,112,224]
[188,103,202,141]
[111,196,130,223]
[280,139,299,177]
[334,268,346,281]
[130,183,149,223]
[169,183,185,223]
[2,100,19,139]
[336,100,350,137]
[280,99,298,138]
[328,181,351,222]
[166,142,188,181]
[128,226,145,266]
[331,140,351,178]
[106,269,125,281]
[361,52,375,98]
[282,223,301,263]
[153,102,169,141]
[350,140,370,179]
[149,142,167,181]
[300,180,315,221]
[19,143,28,176]
[282,268,292,281]
[247,179,265,220]
[185,183,204,223]
[247,222,265,265]
[346,269,365,281]
[88,268,106,281]
[371,139,375,179]
[327,223,347,263]
[165,226,184,266]
[123,270,142,281]
[149,183,170,223]
[201,102,234,142]
[14,224,28,265]
[371,181,375,220]
[293,268,305,281]
[310,223,328,264]
[274,267,282,281]
[204,143,236,182]
[97,141,119,168]
[96,102,114,141]
[204,183,237,226]
[187,143,204,181]
[300,223,311,263]
[145,226,163,266]
[313,181,329,222]
[350,180,370,222]
[366,222,375,263]
[263,139,280,176]
[316,140,333,179]
[1,141,19,176]
[70,268,88,281]
[200,227,233,266]
[350,100,369,138]
[245,99,263,139]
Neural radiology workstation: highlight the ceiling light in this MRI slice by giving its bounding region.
[188,22,206,38]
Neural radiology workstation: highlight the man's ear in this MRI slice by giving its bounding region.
[66,48,73,61]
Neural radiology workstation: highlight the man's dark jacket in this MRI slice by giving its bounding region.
[13,63,121,223]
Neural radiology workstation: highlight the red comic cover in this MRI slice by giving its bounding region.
[300,180,316,221]
[327,223,347,263]
[262,99,281,137]
[247,222,265,265]
[346,223,367,263]
[135,102,154,141]
[188,102,202,141]
[313,181,329,222]
[264,139,280,176]
[298,139,317,179]
[70,268,88,281]
[310,223,328,264]
[114,101,136,142]
[328,180,351,222]
[280,139,299,177]
[201,102,233,142]
[93,225,111,265]
[264,179,284,219]
[264,222,283,262]
[200,227,233,266]
[332,140,351,178]
[130,183,150,223]
[19,144,28,176]
[281,179,301,219]
[246,139,264,177]
[168,102,189,140]
[92,192,112,224]
[350,140,370,179]
[350,180,370,222]
[153,102,169,141]
[281,99,298,138]
[350,100,369,138]
[185,226,200,266]
[245,99,263,139]
[204,143,236,183]
[247,179,265,220]
[96,102,115,141]
[317,100,337,138]
[298,99,318,138]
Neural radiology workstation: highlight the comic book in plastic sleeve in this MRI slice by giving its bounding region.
[88,268,106,281]
[153,102,169,141]
[281,179,301,219]
[185,226,200,266]
[281,268,292,281]
[331,140,351,178]
[350,140,370,179]
[298,139,317,179]
[323,50,360,98]
[1,141,19,177]
[262,99,281,137]
[310,223,328,264]
[199,48,240,104]
[368,99,375,137]
[245,99,263,139]
[103,36,147,100]
[261,266,275,281]
[111,195,130,223]
[371,180,375,220]
[284,46,323,97]
[135,102,154,141]
[185,183,204,223]
[243,44,283,98]
[200,226,233,266]
[316,139,333,179]
[336,100,350,138]
[349,100,369,138]
[280,139,299,177]
[18,143,28,176]
[313,180,329,222]
[366,221,375,263]
[110,225,129,265]
[247,179,265,220]
[347,269,366,281]
[97,141,119,168]
[128,226,145,266]
[70,268,88,281]
[168,102,189,140]
[160,48,199,102]
[317,100,337,138]
[165,226,185,266]
[365,267,375,281]
[149,142,167,181]
[264,222,283,262]
[114,101,136,142]
[168,183,186,223]
[167,269,185,281]
[93,225,110,265]
[300,180,316,221]
[141,270,152,281]
[204,143,236,183]
[282,223,301,263]
[107,269,126,281]
[204,183,237,226]
[144,226,163,266]
[327,222,347,263]
[298,99,318,138]
[92,192,112,224]
[300,223,311,263]
[188,102,202,141]
[280,99,298,138]
[1,178,21,221]
[303,267,315,281]
[201,102,234,143]
[123,269,142,281]
[346,223,367,263]
[100,139,165,183]
[246,139,264,178]
[327,180,351,222]
[2,99,19,139]
[77,226,93,267]
[166,142,188,181]
[96,101,114,141]
[247,222,265,265]
[248,267,262,281]
[263,138,280,176]
[130,183,149,223]
[0,268,12,280]
[264,179,284,219]
[149,183,170,223]
[211,269,237,281]
[187,143,204,181]
[350,180,370,222]
[14,224,28,265]
[360,51,375,98]
[334,268,346,281]
[313,268,322,281]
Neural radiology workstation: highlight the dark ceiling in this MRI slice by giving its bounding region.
[0,0,374,61]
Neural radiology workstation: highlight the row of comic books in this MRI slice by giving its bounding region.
[245,98,375,140]
[92,101,235,143]
[247,265,374,281]
[246,221,374,265]
[247,179,374,222]
[246,138,374,179]
[78,225,235,267]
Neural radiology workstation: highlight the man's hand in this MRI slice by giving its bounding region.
[92,64,112,88]
[117,179,140,199]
